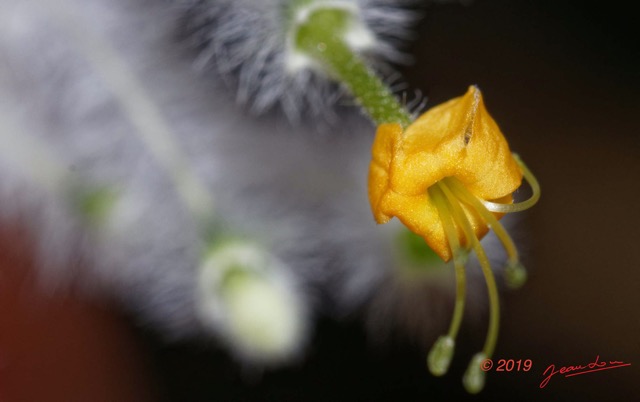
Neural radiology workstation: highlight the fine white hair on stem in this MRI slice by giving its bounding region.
[359,0,424,62]
[175,0,423,123]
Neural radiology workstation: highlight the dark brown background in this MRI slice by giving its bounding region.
[1,0,638,401]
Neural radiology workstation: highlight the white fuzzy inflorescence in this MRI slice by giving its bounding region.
[177,0,420,122]
[0,0,504,370]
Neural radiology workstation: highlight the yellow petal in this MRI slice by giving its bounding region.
[368,86,522,261]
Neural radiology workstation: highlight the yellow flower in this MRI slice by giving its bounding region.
[368,86,540,393]
[369,85,523,261]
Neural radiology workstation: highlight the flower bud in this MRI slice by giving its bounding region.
[197,242,305,363]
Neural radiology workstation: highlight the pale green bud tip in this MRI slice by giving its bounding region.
[505,260,527,289]
[223,272,302,360]
[286,1,375,73]
[427,335,455,376]
[197,242,304,362]
[463,352,488,394]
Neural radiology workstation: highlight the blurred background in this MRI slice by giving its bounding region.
[1,0,638,401]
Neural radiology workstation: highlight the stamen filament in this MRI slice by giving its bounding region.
[470,239,500,358]
[445,177,518,263]
[438,182,500,359]
[481,154,541,214]
[426,185,468,376]
[428,185,467,339]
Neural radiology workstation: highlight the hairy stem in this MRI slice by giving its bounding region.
[293,6,412,126]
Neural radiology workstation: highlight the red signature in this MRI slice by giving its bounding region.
[540,355,631,388]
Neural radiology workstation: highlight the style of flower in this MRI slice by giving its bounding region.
[368,86,540,393]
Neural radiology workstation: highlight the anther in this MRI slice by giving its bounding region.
[463,353,488,394]
[504,260,527,289]
[427,335,455,376]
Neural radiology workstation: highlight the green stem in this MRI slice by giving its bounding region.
[293,7,412,126]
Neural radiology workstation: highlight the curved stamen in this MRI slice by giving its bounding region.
[439,182,501,393]
[426,185,468,376]
[482,154,540,213]
[445,177,518,263]
[438,182,500,359]
[430,186,467,339]
[446,174,530,289]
